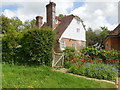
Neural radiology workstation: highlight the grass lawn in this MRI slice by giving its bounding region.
[2,64,117,88]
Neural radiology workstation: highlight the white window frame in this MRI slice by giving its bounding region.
[61,40,66,50]
[77,28,80,32]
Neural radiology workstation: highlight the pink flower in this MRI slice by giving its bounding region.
[90,62,92,63]
[82,59,86,62]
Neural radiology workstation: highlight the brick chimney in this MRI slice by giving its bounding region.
[46,2,56,29]
[36,16,43,28]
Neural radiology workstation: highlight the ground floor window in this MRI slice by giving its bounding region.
[72,43,77,49]
[61,40,66,50]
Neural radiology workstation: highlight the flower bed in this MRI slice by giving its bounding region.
[68,63,118,81]
[63,47,119,81]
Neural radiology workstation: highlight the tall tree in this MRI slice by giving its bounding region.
[23,19,36,29]
[86,27,110,49]
[86,28,98,47]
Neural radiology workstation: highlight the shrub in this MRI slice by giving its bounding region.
[63,47,80,68]
[2,32,21,64]
[20,28,55,66]
[82,47,100,59]
[68,63,118,81]
[103,50,120,60]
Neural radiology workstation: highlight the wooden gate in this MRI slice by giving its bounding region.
[52,52,64,68]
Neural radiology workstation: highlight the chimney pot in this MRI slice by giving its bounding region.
[36,16,43,28]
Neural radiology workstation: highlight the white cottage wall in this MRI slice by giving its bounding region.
[59,18,86,41]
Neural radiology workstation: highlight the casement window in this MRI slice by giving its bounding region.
[72,43,77,48]
[77,28,80,32]
[61,40,66,49]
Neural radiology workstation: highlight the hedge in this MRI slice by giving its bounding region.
[2,28,55,66]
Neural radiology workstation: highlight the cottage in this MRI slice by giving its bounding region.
[36,2,86,52]
[104,24,120,51]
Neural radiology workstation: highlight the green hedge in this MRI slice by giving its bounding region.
[2,28,55,66]
[2,32,21,64]
[68,63,118,81]
[19,28,55,66]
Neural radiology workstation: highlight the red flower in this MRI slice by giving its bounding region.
[111,60,115,63]
[72,60,76,63]
[98,59,103,63]
[90,62,92,63]
[82,59,86,62]
[106,61,108,64]
[115,59,119,62]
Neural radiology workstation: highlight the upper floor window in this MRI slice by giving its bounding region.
[77,28,80,32]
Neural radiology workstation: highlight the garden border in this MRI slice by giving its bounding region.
[52,68,118,88]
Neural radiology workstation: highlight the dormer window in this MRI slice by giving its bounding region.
[77,28,80,32]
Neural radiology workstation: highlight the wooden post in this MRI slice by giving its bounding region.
[62,53,64,67]
[52,51,55,67]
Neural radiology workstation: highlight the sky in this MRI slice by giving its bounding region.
[1,0,119,30]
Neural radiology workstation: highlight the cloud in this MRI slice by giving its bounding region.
[70,2,118,30]
[1,0,74,22]
[1,0,118,30]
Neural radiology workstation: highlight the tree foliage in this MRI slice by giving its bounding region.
[86,27,110,49]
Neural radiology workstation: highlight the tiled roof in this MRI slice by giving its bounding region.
[109,24,120,35]
[55,14,75,39]
[55,16,62,21]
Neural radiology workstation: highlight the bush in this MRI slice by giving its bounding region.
[20,28,55,66]
[82,47,100,59]
[2,28,55,66]
[2,32,21,64]
[68,63,118,81]
[63,47,80,68]
[102,50,120,60]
